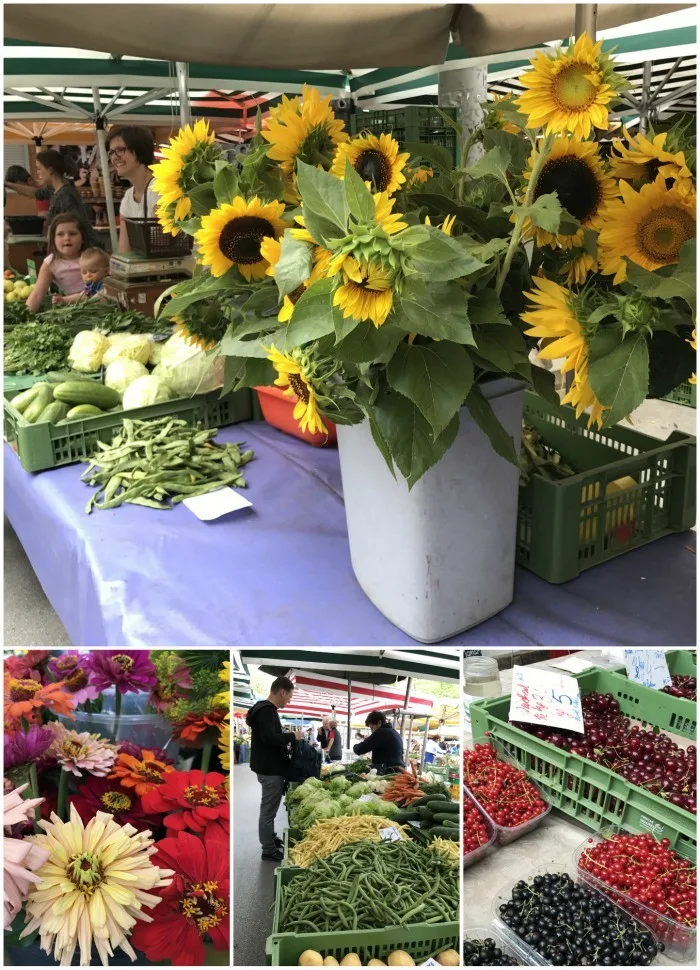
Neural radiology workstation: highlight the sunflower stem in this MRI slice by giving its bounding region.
[114,689,122,741]
[201,741,213,774]
[29,762,42,833]
[495,133,554,297]
[57,768,69,822]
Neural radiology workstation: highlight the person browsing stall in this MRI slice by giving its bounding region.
[352,710,405,773]
[324,719,343,763]
[105,126,159,254]
[26,214,89,313]
[245,676,303,862]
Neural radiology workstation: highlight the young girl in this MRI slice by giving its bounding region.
[26,214,88,313]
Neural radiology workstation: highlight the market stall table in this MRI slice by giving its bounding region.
[4,421,697,646]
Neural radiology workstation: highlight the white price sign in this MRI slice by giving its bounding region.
[357,794,374,803]
[420,959,442,967]
[509,665,584,733]
[379,826,402,842]
[624,650,671,689]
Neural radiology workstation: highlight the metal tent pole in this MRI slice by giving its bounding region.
[419,716,430,775]
[92,87,119,252]
[175,62,192,127]
[639,61,653,135]
[574,4,598,40]
[346,678,352,750]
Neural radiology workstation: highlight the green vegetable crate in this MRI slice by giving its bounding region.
[605,649,697,741]
[266,921,459,966]
[351,106,459,165]
[518,391,696,583]
[282,828,302,866]
[664,380,696,408]
[469,666,697,862]
[4,386,253,473]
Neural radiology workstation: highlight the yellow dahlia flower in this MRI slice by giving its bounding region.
[331,132,410,194]
[333,257,394,328]
[598,176,696,283]
[195,196,289,280]
[151,120,218,222]
[261,84,348,178]
[610,127,694,196]
[263,345,329,435]
[517,34,618,139]
[21,804,174,966]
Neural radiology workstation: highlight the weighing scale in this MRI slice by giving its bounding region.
[104,251,193,315]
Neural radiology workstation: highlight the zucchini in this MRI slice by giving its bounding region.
[37,401,69,424]
[426,800,458,814]
[428,826,460,841]
[11,385,41,415]
[409,793,447,807]
[43,371,97,384]
[420,818,434,830]
[394,810,421,823]
[66,404,104,420]
[417,806,434,821]
[53,381,120,409]
[23,384,54,423]
[432,813,460,825]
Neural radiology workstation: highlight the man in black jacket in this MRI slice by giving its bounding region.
[246,676,302,861]
[352,710,405,773]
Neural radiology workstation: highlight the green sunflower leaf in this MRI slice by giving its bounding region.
[394,279,475,345]
[187,182,218,216]
[464,384,518,466]
[409,227,487,281]
[275,233,314,300]
[296,159,349,245]
[588,330,649,427]
[387,341,474,437]
[333,321,405,364]
[284,278,340,349]
[220,326,287,358]
[625,240,696,311]
[482,129,530,179]
[371,386,460,489]
[471,326,529,373]
[466,289,510,326]
[240,286,281,315]
[403,142,454,177]
[529,364,559,408]
[234,357,277,389]
[213,165,239,206]
[467,146,512,186]
[160,271,241,320]
[513,192,568,235]
[344,158,375,224]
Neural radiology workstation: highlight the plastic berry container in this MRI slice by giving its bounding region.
[491,864,662,967]
[463,786,497,869]
[466,736,552,846]
[463,924,527,965]
[574,828,697,962]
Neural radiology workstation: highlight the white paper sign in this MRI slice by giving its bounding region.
[420,959,442,967]
[509,665,584,733]
[550,655,597,674]
[624,649,672,689]
[357,794,374,803]
[183,487,252,521]
[379,826,402,842]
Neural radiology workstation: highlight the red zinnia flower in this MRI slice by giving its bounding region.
[174,709,227,744]
[130,829,229,965]
[72,775,163,832]
[141,770,229,837]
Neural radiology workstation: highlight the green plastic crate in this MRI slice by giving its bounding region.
[518,391,696,583]
[667,649,698,677]
[4,386,253,472]
[469,667,697,861]
[352,106,459,165]
[266,921,459,966]
[281,827,302,866]
[4,371,102,396]
[664,381,696,408]
[605,650,696,740]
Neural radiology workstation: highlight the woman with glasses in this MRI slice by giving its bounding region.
[105,126,160,253]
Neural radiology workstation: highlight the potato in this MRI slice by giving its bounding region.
[436,950,460,966]
[340,956,362,966]
[367,961,387,967]
[298,951,324,966]
[323,959,340,967]
[387,953,415,967]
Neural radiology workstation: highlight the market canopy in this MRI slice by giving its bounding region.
[239,648,461,683]
[5,4,690,69]
[276,673,435,718]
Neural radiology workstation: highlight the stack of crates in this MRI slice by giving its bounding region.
[664,381,696,408]
[351,106,460,166]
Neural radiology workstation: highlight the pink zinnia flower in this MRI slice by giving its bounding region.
[4,784,49,929]
[4,650,51,681]
[4,725,53,770]
[46,721,118,777]
[86,650,157,695]
[46,651,100,704]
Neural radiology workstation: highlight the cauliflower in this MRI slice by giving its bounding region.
[122,375,173,409]
[104,358,149,398]
[68,331,108,373]
[103,334,152,367]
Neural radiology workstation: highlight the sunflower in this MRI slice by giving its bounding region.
[688,329,697,386]
[263,345,329,435]
[261,84,348,178]
[155,201,181,237]
[521,277,607,428]
[218,720,231,773]
[425,214,456,236]
[598,176,696,284]
[491,94,521,135]
[561,250,598,286]
[333,256,394,328]
[522,136,618,248]
[151,120,219,223]
[172,302,229,351]
[195,196,289,280]
[517,34,620,139]
[331,132,410,194]
[260,235,332,322]
[610,127,694,196]
[409,166,433,186]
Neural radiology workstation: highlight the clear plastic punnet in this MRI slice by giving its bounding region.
[463,923,527,965]
[463,786,497,869]
[466,736,552,845]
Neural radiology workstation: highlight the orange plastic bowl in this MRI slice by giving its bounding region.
[255,385,337,447]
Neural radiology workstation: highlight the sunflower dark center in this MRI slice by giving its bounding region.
[219,217,275,265]
[356,149,392,192]
[637,205,696,263]
[535,156,601,225]
[288,373,310,403]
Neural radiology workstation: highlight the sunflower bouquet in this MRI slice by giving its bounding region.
[3,649,230,967]
[150,37,696,485]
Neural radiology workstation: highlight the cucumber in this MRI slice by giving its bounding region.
[66,404,104,420]
[426,800,458,814]
[37,401,69,424]
[395,810,421,823]
[410,793,448,807]
[43,370,98,384]
[428,826,460,841]
[417,806,434,821]
[23,385,54,423]
[53,381,120,409]
[11,385,41,415]
[432,813,460,825]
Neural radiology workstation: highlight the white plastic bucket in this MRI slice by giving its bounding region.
[336,377,524,642]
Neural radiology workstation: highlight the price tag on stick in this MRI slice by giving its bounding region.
[624,650,672,689]
[509,665,584,733]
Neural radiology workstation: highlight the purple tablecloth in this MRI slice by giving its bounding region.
[4,424,696,646]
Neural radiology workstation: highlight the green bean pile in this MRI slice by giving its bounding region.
[82,417,254,513]
[279,840,458,933]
